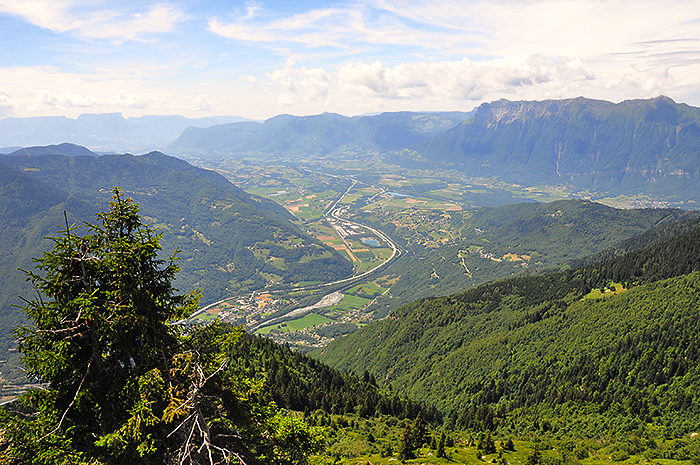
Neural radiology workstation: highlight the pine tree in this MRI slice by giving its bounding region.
[398,423,416,461]
[0,188,322,465]
[412,412,427,449]
[436,432,447,458]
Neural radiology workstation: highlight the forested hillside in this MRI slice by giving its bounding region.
[229,331,441,423]
[317,221,700,437]
[356,199,696,317]
[0,151,352,371]
[0,161,100,362]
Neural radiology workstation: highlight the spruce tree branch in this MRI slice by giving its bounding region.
[39,358,92,441]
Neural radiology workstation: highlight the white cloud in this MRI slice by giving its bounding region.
[0,1,185,41]
[208,7,342,45]
[0,0,79,33]
[208,4,413,49]
[265,58,298,92]
[265,59,331,102]
[4,1,700,119]
[208,0,700,77]
[337,55,596,101]
[277,93,295,106]
[186,94,212,111]
[608,66,676,96]
[0,87,22,117]
[79,5,186,42]
[242,74,258,86]
[255,53,700,115]
[33,89,101,110]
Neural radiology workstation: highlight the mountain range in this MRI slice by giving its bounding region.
[0,113,252,153]
[5,97,700,204]
[403,96,700,203]
[168,97,700,206]
[166,111,473,157]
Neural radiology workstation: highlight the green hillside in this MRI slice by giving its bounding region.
[357,199,696,317]
[317,222,700,437]
[0,152,352,376]
[229,331,441,423]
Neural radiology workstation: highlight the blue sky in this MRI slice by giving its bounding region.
[1,0,700,119]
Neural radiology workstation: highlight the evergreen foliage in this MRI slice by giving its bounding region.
[398,423,416,461]
[0,189,321,465]
[228,332,441,424]
[436,432,446,458]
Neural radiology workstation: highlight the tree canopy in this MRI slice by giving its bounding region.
[0,188,322,465]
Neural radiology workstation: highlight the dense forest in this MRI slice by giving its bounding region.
[318,220,700,440]
[229,331,441,424]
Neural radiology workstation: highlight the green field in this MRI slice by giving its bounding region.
[256,313,332,334]
[582,282,626,300]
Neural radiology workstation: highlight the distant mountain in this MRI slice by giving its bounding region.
[167,111,473,157]
[0,163,98,372]
[405,96,700,204]
[0,113,253,152]
[8,142,98,157]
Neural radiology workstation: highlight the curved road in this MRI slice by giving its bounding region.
[193,176,402,326]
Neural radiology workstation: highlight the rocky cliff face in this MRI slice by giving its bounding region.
[411,96,700,201]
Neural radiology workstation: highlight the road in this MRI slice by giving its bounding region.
[290,177,401,291]
[192,175,402,328]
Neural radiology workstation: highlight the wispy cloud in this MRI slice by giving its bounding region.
[3,0,700,119]
[208,0,700,68]
[208,6,351,47]
[207,3,438,50]
[0,0,79,33]
[0,1,186,42]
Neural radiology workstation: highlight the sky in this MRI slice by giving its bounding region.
[1,0,700,120]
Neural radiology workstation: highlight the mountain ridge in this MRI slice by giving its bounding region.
[0,149,352,368]
[167,110,473,156]
[406,96,700,203]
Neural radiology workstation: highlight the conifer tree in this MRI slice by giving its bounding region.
[0,188,322,465]
[398,423,416,461]
[436,432,446,458]
[412,412,427,449]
